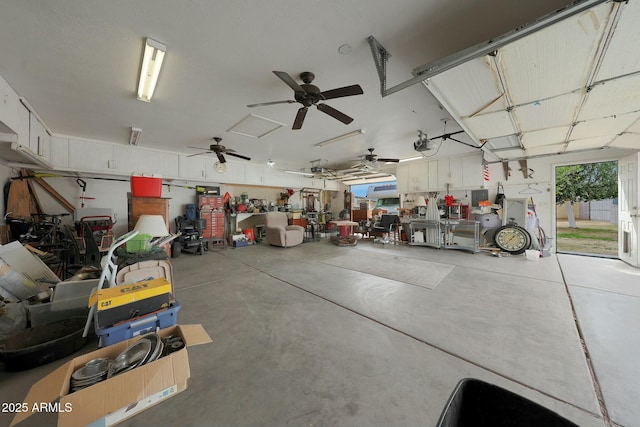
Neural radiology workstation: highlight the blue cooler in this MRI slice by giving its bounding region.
[96,301,181,347]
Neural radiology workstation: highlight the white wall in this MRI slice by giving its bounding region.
[0,164,204,235]
[2,147,635,242]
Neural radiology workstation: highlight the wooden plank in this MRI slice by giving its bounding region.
[6,179,33,219]
[502,162,510,181]
[28,172,76,213]
[24,175,44,216]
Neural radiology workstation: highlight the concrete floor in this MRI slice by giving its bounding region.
[1,239,637,426]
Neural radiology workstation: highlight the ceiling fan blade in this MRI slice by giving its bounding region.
[273,71,305,93]
[377,158,400,163]
[187,151,211,158]
[247,100,296,108]
[292,107,308,130]
[320,84,363,100]
[226,152,251,161]
[216,152,226,163]
[316,103,353,124]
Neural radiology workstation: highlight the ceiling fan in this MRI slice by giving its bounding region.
[188,137,251,163]
[359,148,400,164]
[247,71,363,130]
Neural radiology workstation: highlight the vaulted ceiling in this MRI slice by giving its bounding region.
[1,0,633,181]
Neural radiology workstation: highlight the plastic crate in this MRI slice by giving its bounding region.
[131,174,162,197]
[437,378,578,427]
[125,233,152,253]
[96,302,181,347]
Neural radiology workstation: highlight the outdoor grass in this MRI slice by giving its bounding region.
[556,222,618,255]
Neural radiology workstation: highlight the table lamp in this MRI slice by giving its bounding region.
[134,214,169,244]
[414,195,427,207]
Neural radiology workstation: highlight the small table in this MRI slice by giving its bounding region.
[330,220,359,237]
[329,220,359,246]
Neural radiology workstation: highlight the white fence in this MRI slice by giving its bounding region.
[557,199,617,223]
[580,199,617,223]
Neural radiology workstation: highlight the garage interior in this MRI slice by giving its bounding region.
[0,1,639,426]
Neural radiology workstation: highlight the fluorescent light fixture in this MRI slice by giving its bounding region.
[314,129,365,147]
[137,38,166,102]
[285,170,314,176]
[399,156,423,163]
[129,127,142,145]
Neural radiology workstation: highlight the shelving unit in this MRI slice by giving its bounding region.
[408,220,441,248]
[441,220,480,253]
[407,219,480,253]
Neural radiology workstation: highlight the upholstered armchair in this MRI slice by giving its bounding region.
[264,212,304,247]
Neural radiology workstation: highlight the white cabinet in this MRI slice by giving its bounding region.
[438,158,451,189]
[244,164,266,185]
[178,155,206,180]
[398,160,437,193]
[462,154,481,187]
[29,113,50,161]
[49,136,69,168]
[395,164,410,194]
[114,145,179,177]
[0,75,22,135]
[154,151,180,178]
[266,168,296,187]
[68,138,114,172]
[438,153,482,189]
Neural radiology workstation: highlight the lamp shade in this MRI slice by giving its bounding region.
[414,195,427,207]
[133,215,169,237]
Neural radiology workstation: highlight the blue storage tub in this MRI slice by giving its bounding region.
[96,301,181,347]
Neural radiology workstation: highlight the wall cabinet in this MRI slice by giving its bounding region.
[0,75,22,136]
[68,138,114,172]
[29,113,50,161]
[49,136,69,168]
[178,155,206,180]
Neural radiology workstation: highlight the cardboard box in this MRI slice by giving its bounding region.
[11,324,212,427]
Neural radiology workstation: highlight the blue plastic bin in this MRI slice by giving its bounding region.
[96,302,181,347]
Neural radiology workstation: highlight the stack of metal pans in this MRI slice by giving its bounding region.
[70,358,110,392]
[69,332,166,393]
[141,333,164,365]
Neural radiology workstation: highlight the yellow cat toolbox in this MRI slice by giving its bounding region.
[88,277,173,329]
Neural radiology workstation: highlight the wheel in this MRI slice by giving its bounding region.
[171,242,182,258]
[493,225,531,255]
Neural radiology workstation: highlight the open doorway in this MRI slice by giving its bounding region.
[555,160,618,257]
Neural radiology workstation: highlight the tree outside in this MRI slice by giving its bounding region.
[555,161,618,256]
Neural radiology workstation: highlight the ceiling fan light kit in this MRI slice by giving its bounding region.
[247,71,363,129]
[137,38,166,102]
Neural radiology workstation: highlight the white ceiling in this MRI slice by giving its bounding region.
[1,0,623,179]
